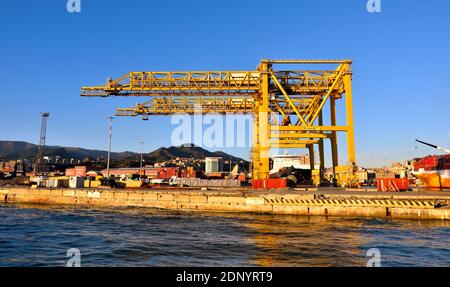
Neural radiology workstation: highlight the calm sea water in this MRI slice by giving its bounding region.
[0,203,449,267]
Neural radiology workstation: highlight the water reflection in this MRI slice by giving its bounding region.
[237,215,366,266]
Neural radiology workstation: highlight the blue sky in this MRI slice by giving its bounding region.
[1,0,449,167]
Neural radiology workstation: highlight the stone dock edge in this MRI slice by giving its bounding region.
[1,187,449,220]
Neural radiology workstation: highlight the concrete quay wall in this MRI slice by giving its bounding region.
[0,187,448,220]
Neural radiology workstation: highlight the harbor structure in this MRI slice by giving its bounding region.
[81,59,357,187]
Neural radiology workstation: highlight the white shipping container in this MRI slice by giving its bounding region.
[177,178,240,187]
[46,179,56,188]
[69,177,85,188]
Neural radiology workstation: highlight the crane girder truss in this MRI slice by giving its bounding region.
[115,97,319,116]
[80,69,344,97]
[81,59,356,180]
[116,97,256,116]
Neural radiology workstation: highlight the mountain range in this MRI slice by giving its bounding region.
[0,141,246,163]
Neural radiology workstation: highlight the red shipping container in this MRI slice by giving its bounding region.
[278,179,287,188]
[145,170,159,177]
[261,179,267,189]
[414,156,438,171]
[151,168,178,179]
[445,156,450,170]
[268,179,287,189]
[377,178,409,192]
[252,179,286,189]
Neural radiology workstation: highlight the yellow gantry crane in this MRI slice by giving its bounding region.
[81,59,356,185]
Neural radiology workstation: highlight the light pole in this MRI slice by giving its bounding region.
[106,116,114,178]
[140,140,144,177]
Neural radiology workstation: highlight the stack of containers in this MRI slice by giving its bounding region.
[252,179,287,189]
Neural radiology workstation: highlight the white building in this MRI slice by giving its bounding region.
[270,154,316,173]
[205,157,223,173]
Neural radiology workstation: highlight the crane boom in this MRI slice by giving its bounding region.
[81,71,261,97]
[416,139,450,154]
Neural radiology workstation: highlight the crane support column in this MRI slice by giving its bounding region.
[318,112,325,177]
[257,60,270,179]
[308,144,315,171]
[344,64,356,167]
[330,98,339,173]
[252,103,260,179]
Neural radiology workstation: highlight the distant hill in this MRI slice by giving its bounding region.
[211,151,245,163]
[0,141,38,159]
[0,141,246,163]
[144,143,245,162]
[0,141,129,161]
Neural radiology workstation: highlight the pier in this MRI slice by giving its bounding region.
[2,187,449,220]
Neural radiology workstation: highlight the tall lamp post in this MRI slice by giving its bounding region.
[106,116,114,178]
[140,140,144,177]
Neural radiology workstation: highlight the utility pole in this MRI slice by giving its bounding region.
[36,112,50,176]
[140,140,144,177]
[106,116,114,178]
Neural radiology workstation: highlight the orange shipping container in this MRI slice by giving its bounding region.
[238,173,247,182]
[65,168,75,176]
[74,166,86,176]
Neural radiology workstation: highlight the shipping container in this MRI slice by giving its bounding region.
[377,178,409,192]
[156,168,178,179]
[414,156,438,171]
[252,179,287,189]
[414,155,450,171]
[145,169,159,178]
[47,178,69,188]
[84,179,101,188]
[65,168,75,176]
[205,157,223,173]
[177,178,241,188]
[69,177,85,188]
[74,166,86,177]
[445,156,450,170]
